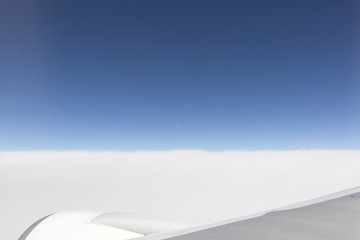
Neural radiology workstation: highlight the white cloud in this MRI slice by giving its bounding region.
[1,150,360,239]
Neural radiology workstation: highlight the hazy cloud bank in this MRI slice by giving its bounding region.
[1,150,360,239]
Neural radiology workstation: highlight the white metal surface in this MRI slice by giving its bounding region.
[24,211,142,240]
[92,213,209,235]
[21,211,206,240]
[20,186,360,240]
[68,222,142,240]
[137,186,360,240]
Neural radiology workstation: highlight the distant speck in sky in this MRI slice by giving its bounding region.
[176,124,180,127]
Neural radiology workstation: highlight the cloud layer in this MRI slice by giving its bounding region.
[1,150,360,239]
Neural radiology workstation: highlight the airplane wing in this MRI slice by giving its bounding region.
[147,187,360,240]
[19,186,360,240]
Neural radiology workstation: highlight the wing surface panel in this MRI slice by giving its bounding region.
[153,190,360,240]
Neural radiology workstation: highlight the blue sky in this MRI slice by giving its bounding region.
[0,0,359,150]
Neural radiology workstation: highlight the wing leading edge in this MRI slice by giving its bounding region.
[140,187,360,240]
[19,187,360,240]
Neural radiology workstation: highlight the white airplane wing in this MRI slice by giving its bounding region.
[19,186,360,240]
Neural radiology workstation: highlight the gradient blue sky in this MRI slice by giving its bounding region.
[1,0,359,150]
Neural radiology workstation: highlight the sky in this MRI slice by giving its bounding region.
[1,0,360,150]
